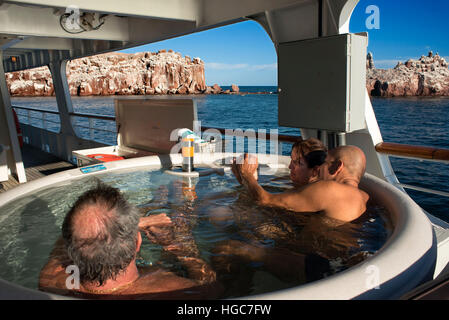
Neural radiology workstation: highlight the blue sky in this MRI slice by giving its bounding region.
[121,0,449,86]
[350,0,449,69]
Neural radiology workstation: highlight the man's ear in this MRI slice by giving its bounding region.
[329,160,343,175]
[136,232,142,253]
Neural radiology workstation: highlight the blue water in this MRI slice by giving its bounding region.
[371,96,449,222]
[11,87,449,222]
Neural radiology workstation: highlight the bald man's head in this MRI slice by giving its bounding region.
[62,182,140,286]
[328,146,366,181]
[319,145,367,183]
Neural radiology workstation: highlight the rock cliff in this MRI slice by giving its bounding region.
[5,50,238,96]
[7,50,448,97]
[367,51,449,96]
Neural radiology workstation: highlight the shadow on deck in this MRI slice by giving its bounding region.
[0,144,76,193]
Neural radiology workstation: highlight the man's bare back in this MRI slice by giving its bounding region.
[40,259,218,299]
[269,180,368,220]
[39,212,222,299]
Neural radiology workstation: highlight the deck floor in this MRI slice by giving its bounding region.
[0,144,76,193]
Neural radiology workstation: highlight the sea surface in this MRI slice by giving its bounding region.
[11,86,449,222]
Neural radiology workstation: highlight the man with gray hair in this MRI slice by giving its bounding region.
[39,183,221,299]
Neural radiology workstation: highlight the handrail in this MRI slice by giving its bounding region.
[21,115,60,124]
[12,105,448,200]
[12,106,302,144]
[396,183,449,198]
[69,112,116,121]
[12,106,449,152]
[13,105,59,115]
[375,142,449,163]
[376,142,449,198]
[13,105,116,121]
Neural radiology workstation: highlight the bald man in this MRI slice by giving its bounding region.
[235,145,369,222]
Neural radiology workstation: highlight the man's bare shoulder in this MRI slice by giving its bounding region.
[308,180,363,194]
[131,268,197,293]
[320,182,369,222]
[118,268,222,299]
[292,180,338,194]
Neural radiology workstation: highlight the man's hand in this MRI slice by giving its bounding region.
[138,213,172,230]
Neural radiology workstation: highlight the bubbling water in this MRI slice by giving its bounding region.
[0,167,391,298]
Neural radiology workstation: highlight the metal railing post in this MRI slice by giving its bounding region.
[42,112,46,130]
[89,117,94,140]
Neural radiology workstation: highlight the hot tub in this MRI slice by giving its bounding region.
[0,153,436,299]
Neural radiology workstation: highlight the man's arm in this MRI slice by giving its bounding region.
[212,239,307,283]
[139,213,216,284]
[38,236,72,291]
[254,178,368,222]
[242,174,325,212]
[237,153,326,213]
[138,213,172,230]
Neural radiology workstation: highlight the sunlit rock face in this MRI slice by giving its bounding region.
[6,50,208,96]
[367,51,449,97]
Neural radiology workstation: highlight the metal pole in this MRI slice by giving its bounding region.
[48,60,76,136]
[337,132,346,146]
[0,50,27,183]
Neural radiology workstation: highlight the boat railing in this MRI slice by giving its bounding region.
[68,111,117,143]
[375,142,449,164]
[375,142,449,198]
[11,105,449,199]
[13,105,117,145]
[12,105,61,133]
[12,105,301,146]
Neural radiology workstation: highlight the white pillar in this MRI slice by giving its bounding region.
[48,60,76,136]
[48,59,82,162]
[0,50,27,183]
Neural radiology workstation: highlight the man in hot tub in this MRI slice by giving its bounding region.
[232,145,369,223]
[38,183,222,299]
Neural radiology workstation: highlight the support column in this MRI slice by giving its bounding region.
[0,50,27,183]
[48,59,80,162]
[48,60,76,136]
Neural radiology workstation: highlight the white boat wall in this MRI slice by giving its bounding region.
[0,0,448,299]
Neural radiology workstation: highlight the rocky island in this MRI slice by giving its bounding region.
[5,50,449,97]
[5,50,240,96]
[366,51,449,97]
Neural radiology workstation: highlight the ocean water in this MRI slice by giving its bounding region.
[371,96,449,222]
[11,87,449,222]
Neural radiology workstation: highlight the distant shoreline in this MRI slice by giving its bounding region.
[10,92,278,98]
